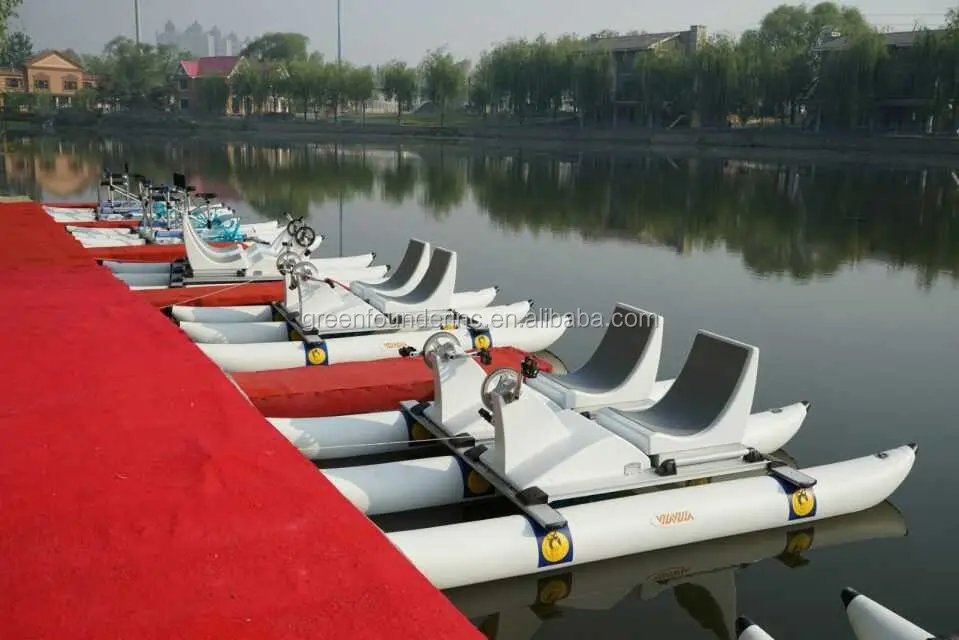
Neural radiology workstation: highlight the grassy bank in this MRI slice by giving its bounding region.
[34,111,959,164]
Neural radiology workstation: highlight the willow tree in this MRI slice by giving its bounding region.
[0,0,22,48]
[287,56,324,118]
[694,36,742,127]
[419,48,467,125]
[817,29,888,129]
[630,43,695,126]
[380,60,418,121]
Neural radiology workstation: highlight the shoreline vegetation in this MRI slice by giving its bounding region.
[8,2,959,161]
[33,113,959,164]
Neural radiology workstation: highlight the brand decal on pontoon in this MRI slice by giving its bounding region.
[789,488,817,519]
[383,341,407,349]
[653,510,695,526]
[540,530,572,564]
[306,346,326,365]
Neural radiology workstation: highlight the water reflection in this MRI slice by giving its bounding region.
[4,137,959,287]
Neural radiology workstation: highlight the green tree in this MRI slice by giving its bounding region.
[419,48,466,125]
[695,36,742,127]
[344,65,376,122]
[240,33,309,62]
[195,76,231,114]
[0,0,22,48]
[287,56,324,118]
[0,30,32,67]
[379,60,418,121]
[817,28,889,129]
[90,37,187,109]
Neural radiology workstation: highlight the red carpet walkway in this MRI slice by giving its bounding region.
[0,203,482,639]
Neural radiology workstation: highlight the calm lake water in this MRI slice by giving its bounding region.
[7,137,959,639]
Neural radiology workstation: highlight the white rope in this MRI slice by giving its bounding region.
[301,433,468,452]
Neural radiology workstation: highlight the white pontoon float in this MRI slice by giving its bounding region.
[193,241,567,371]
[166,238,497,324]
[109,214,385,289]
[101,213,322,275]
[177,240,531,343]
[736,587,939,640]
[308,328,917,589]
[445,503,906,640]
[272,304,805,461]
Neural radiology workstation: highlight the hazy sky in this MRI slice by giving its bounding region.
[17,0,957,65]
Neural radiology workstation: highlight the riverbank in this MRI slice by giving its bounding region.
[29,112,959,167]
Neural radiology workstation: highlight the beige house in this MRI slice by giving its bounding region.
[0,50,97,109]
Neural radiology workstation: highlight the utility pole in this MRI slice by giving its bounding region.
[134,0,141,44]
[337,0,342,66]
[335,0,343,122]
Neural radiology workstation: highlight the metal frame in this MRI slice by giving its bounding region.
[399,396,817,532]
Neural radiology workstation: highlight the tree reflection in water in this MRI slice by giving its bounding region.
[8,137,959,288]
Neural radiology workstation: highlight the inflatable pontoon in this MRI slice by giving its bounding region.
[107,214,388,290]
[166,238,492,324]
[445,503,906,640]
[736,586,939,640]
[302,326,916,589]
[177,240,534,344]
[191,242,567,370]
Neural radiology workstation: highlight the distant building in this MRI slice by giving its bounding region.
[172,56,289,115]
[0,50,97,109]
[580,26,707,126]
[813,28,947,132]
[156,21,249,58]
[172,56,241,112]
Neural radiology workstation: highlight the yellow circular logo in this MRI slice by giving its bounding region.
[474,334,491,350]
[538,578,570,604]
[466,470,491,496]
[791,489,815,517]
[785,531,813,555]
[541,531,571,563]
[410,423,432,441]
[306,347,326,365]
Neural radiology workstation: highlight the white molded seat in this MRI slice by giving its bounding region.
[369,248,456,316]
[351,238,431,300]
[592,330,758,457]
[182,210,249,272]
[478,388,647,496]
[526,303,663,410]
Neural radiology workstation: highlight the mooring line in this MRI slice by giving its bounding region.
[159,279,264,308]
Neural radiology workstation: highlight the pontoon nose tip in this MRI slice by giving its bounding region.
[840,587,861,609]
[801,400,811,409]
[907,442,918,453]
[320,234,328,240]
[370,251,376,259]
[493,285,500,292]
[527,298,534,306]
[734,616,756,635]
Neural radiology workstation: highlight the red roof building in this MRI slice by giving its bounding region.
[172,56,240,113]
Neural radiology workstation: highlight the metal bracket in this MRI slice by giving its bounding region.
[400,399,568,531]
[269,302,323,345]
[767,464,817,489]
